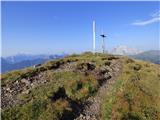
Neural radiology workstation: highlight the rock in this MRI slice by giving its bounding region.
[21,78,30,85]
[6,87,10,91]
[33,64,41,68]
[22,90,30,94]
[10,90,13,93]
[82,116,86,119]
[104,74,111,79]
[44,80,47,83]
[86,115,90,120]
[30,83,36,88]
[15,80,19,84]
[80,114,83,118]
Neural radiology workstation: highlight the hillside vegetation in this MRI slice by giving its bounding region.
[1,52,160,120]
[102,57,160,120]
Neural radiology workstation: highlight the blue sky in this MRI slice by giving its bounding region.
[2,1,160,56]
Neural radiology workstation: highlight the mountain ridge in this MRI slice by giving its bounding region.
[130,50,160,64]
[2,52,160,120]
[1,54,67,73]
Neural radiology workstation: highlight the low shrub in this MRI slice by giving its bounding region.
[121,112,144,120]
[133,64,142,71]
[126,58,135,63]
[107,55,119,60]
[104,61,111,66]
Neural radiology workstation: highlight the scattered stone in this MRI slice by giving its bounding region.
[22,90,30,94]
[6,87,10,91]
[80,114,83,118]
[21,78,30,85]
[86,115,90,120]
[15,80,19,84]
[104,74,112,79]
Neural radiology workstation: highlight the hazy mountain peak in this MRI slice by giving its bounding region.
[111,45,142,55]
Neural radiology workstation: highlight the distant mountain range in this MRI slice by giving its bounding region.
[110,46,159,64]
[1,54,67,73]
[4,54,65,64]
[1,49,159,73]
[130,50,160,64]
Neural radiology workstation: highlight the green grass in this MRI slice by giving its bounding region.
[2,52,108,120]
[101,58,160,120]
[1,67,46,86]
[3,53,158,120]
[2,70,99,120]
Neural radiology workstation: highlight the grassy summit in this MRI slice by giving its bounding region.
[1,52,160,120]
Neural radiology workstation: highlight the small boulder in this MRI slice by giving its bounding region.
[33,64,41,68]
[6,87,10,91]
[22,90,30,94]
[21,78,30,85]
[86,115,90,120]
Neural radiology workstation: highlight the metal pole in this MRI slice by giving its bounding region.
[103,37,105,53]
[100,30,106,54]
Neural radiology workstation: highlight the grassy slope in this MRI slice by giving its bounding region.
[2,52,116,120]
[102,58,160,120]
[2,53,160,120]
